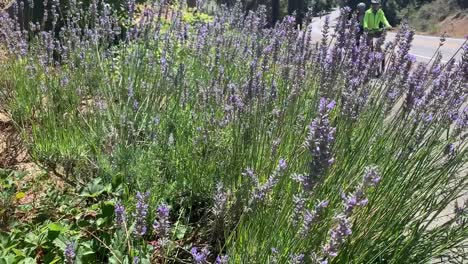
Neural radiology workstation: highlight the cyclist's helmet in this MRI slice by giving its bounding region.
[357,3,366,10]
[371,0,380,4]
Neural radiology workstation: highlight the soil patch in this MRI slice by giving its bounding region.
[0,112,28,168]
[437,12,468,38]
[0,111,68,225]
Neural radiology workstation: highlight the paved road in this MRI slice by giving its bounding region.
[310,9,466,63]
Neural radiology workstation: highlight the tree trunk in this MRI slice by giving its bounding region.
[272,0,280,25]
[288,0,304,27]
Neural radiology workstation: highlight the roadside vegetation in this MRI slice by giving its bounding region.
[399,0,467,37]
[0,1,467,263]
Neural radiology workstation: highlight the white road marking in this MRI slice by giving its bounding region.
[410,53,449,63]
[408,34,466,43]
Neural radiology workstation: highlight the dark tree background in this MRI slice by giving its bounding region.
[287,0,305,25]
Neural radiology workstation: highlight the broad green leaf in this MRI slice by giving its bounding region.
[52,235,68,251]
[0,255,17,264]
[80,178,106,198]
[47,223,67,233]
[101,201,115,218]
[11,248,25,257]
[174,224,189,240]
[19,257,36,264]
[24,233,38,245]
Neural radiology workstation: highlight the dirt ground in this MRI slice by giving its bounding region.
[437,12,468,38]
[0,112,28,168]
[0,111,68,224]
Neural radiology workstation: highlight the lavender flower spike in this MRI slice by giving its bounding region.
[304,97,336,190]
[191,247,210,264]
[322,214,352,258]
[362,166,381,187]
[153,203,170,241]
[300,200,329,236]
[322,166,381,262]
[216,255,229,264]
[64,242,76,264]
[252,158,288,203]
[290,253,305,264]
[114,200,126,227]
[213,182,228,217]
[133,191,149,237]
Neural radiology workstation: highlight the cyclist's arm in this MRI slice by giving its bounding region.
[380,10,391,28]
[363,12,369,31]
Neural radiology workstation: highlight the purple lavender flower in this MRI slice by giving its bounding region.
[341,190,368,216]
[242,167,258,185]
[322,214,352,259]
[133,100,139,110]
[404,64,427,113]
[64,242,76,264]
[321,166,381,261]
[153,203,170,240]
[451,107,468,139]
[342,166,381,216]
[213,182,227,217]
[251,159,287,203]
[127,86,134,98]
[271,138,281,155]
[304,98,336,190]
[290,253,305,264]
[362,166,381,187]
[278,159,287,171]
[133,191,149,237]
[444,143,456,158]
[215,255,229,264]
[300,200,329,236]
[190,247,210,264]
[115,200,126,227]
[291,193,306,226]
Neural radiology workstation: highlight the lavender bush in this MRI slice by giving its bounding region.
[0,1,466,263]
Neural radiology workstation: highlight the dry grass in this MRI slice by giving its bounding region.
[437,12,468,38]
[404,0,467,37]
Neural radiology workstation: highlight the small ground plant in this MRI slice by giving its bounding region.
[0,1,467,263]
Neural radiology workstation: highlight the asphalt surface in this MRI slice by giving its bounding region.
[309,9,466,63]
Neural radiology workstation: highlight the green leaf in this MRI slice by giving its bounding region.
[52,235,68,251]
[80,178,106,198]
[173,223,190,240]
[96,217,108,227]
[11,248,25,257]
[24,233,39,245]
[47,223,67,233]
[19,257,36,264]
[76,241,95,264]
[101,201,115,218]
[0,255,17,264]
[139,257,151,264]
[48,258,61,264]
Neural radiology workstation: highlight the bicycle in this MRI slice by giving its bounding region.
[365,28,388,77]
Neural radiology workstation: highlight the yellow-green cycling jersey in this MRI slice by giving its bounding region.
[363,9,390,31]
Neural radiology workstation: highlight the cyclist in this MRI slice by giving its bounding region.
[355,2,366,45]
[363,0,392,75]
[363,0,392,41]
